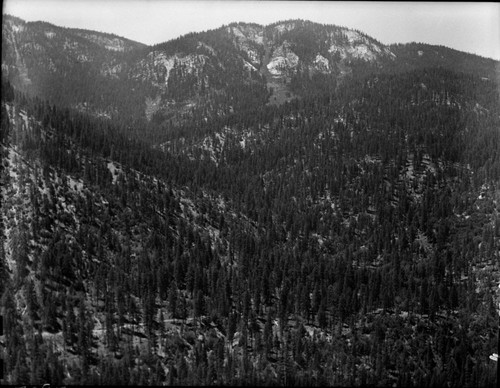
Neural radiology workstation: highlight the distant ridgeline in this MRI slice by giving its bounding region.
[2,15,499,128]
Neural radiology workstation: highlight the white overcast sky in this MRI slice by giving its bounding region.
[3,1,500,60]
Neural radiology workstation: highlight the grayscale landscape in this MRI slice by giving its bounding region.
[1,1,499,386]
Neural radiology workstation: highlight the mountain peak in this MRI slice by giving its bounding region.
[2,13,498,122]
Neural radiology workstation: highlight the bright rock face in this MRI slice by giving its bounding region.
[313,54,330,73]
[328,28,394,62]
[267,42,299,76]
[132,51,208,87]
[228,25,264,66]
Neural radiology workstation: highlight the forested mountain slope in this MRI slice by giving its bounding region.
[388,42,500,81]
[1,63,499,385]
[3,15,499,127]
[2,14,148,122]
[1,14,500,387]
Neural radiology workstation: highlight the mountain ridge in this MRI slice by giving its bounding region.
[5,14,499,64]
[3,13,147,49]
[3,14,498,126]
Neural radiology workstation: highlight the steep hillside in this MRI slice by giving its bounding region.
[1,14,500,387]
[0,86,255,384]
[1,61,499,385]
[1,14,148,122]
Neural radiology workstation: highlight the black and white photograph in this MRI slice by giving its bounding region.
[1,0,499,385]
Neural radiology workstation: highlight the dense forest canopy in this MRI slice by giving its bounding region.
[1,15,499,386]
